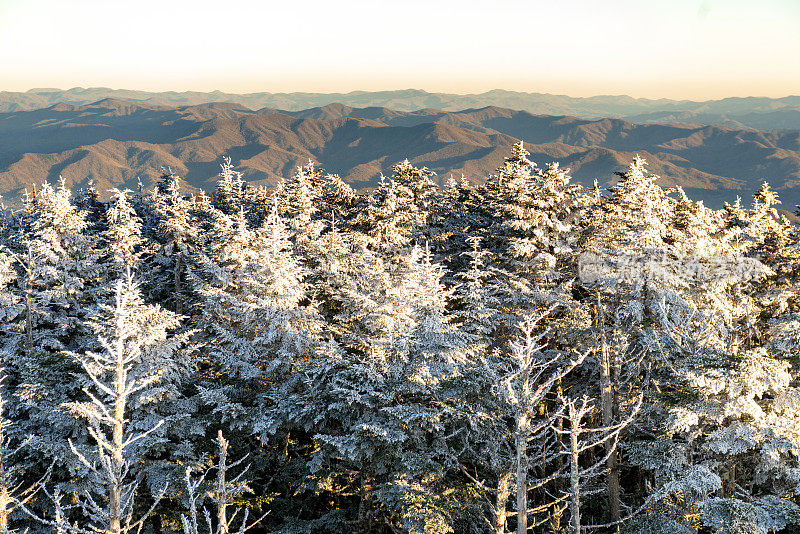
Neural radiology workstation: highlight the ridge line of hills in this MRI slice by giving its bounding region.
[1,98,799,212]
[3,87,800,130]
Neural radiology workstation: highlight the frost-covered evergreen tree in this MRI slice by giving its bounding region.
[212,158,247,216]
[59,271,190,534]
[74,179,106,235]
[425,175,490,273]
[452,236,503,342]
[273,245,472,533]
[589,156,673,252]
[0,182,107,507]
[500,159,587,285]
[477,144,592,350]
[144,171,200,315]
[284,160,326,231]
[103,189,144,273]
[735,184,800,350]
[354,160,437,250]
[320,173,358,223]
[580,157,685,524]
[15,180,102,352]
[0,250,24,358]
[584,163,795,532]
[191,204,320,435]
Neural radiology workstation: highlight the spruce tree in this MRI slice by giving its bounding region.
[59,271,191,534]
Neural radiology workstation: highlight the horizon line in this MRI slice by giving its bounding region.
[6,86,800,104]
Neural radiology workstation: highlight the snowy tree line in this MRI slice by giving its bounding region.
[1,143,800,533]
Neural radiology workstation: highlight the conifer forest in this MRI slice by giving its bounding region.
[3,142,800,534]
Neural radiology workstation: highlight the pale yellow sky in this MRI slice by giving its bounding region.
[1,0,798,100]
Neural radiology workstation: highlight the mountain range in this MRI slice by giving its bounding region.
[3,88,800,130]
[1,97,799,211]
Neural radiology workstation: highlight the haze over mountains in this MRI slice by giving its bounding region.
[4,87,800,130]
[1,94,800,210]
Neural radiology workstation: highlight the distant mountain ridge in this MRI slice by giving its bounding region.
[1,98,799,212]
[3,87,800,130]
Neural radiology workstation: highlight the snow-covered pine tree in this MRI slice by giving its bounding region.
[188,201,319,534]
[284,160,325,229]
[0,250,24,360]
[737,183,800,348]
[60,270,190,534]
[353,160,437,250]
[502,159,587,285]
[0,182,107,505]
[320,173,358,224]
[212,157,247,216]
[488,144,594,355]
[191,203,321,436]
[589,155,673,252]
[444,237,516,534]
[103,189,144,273]
[14,179,102,352]
[394,159,438,206]
[424,174,491,275]
[74,179,106,236]
[484,141,536,211]
[272,245,472,534]
[581,156,681,523]
[452,236,503,342]
[144,171,200,315]
[464,149,594,534]
[644,187,800,533]
[586,164,797,533]
[299,210,369,333]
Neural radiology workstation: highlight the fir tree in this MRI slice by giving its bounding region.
[144,171,200,315]
[353,160,437,250]
[60,271,190,534]
[273,246,472,534]
[104,189,144,273]
[191,204,321,436]
[212,158,247,216]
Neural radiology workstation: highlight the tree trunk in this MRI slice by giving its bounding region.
[569,423,581,534]
[552,379,566,533]
[174,251,183,315]
[54,490,65,534]
[109,342,126,534]
[24,249,33,351]
[217,431,230,534]
[494,471,512,534]
[516,413,529,534]
[0,486,10,534]
[359,473,373,534]
[597,292,620,524]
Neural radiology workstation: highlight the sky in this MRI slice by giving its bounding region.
[0,0,798,100]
